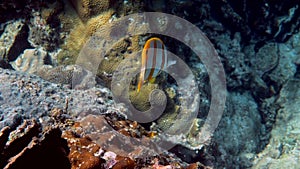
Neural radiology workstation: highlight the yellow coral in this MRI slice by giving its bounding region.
[57,7,115,65]
[85,9,115,36]
[70,0,113,21]
[129,83,159,112]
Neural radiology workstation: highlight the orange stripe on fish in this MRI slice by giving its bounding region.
[137,37,167,92]
[148,39,157,81]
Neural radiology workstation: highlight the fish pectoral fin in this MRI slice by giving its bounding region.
[167,60,176,67]
[137,79,143,93]
[148,77,156,83]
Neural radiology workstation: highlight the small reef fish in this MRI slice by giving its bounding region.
[137,37,174,92]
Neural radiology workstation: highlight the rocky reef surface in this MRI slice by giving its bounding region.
[0,67,202,168]
[1,0,300,168]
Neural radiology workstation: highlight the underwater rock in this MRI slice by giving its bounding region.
[209,0,300,42]
[144,0,166,12]
[250,75,272,99]
[0,20,31,63]
[266,32,299,89]
[0,0,48,24]
[105,116,157,138]
[0,127,10,155]
[0,66,205,167]
[62,130,103,169]
[0,119,70,169]
[40,1,64,24]
[0,67,117,129]
[63,115,200,168]
[36,65,74,85]
[252,43,279,76]
[247,42,280,99]
[36,64,98,89]
[209,0,251,38]
[112,156,135,169]
[213,32,252,90]
[10,48,49,74]
[213,41,298,168]
[3,119,40,159]
[63,127,138,169]
[215,29,298,98]
[79,114,162,158]
[78,114,210,168]
[0,2,62,68]
[213,92,262,168]
[27,2,63,51]
[252,79,300,169]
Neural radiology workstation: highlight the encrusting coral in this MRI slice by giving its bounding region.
[71,114,202,168]
[129,83,159,112]
[69,0,115,22]
[56,0,142,67]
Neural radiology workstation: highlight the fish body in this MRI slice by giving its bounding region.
[137,37,168,92]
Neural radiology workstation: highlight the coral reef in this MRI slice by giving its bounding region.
[63,130,104,169]
[0,64,207,166]
[251,43,279,76]
[0,67,207,168]
[252,79,300,168]
[1,0,300,168]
